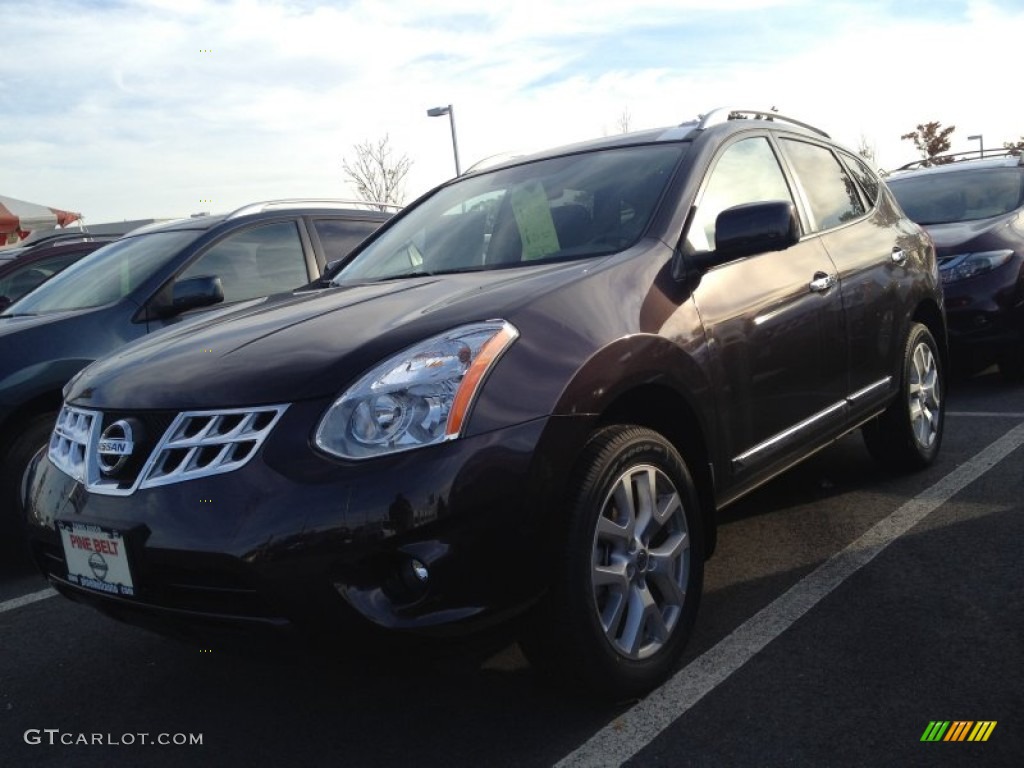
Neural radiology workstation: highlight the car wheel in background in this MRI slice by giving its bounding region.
[1,412,57,519]
[863,323,944,471]
[519,425,704,699]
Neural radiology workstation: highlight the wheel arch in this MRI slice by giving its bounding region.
[595,383,718,558]
[549,335,719,558]
[0,390,64,460]
[911,297,948,377]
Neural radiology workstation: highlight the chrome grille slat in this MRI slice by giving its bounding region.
[48,406,101,484]
[47,404,288,496]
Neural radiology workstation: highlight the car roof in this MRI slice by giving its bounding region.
[125,200,394,237]
[890,153,1024,180]
[0,240,105,277]
[0,233,118,260]
[463,107,833,175]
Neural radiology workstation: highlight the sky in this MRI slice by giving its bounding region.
[2,0,1023,225]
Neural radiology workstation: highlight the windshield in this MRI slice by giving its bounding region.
[3,231,198,315]
[888,168,1024,225]
[334,144,686,284]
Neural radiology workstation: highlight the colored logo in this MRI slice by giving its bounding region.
[921,721,997,742]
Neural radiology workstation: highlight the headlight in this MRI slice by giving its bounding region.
[315,321,519,459]
[939,250,1013,284]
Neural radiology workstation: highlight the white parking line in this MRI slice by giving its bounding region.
[555,421,1024,768]
[0,587,56,615]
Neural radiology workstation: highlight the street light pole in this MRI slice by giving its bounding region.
[968,134,984,159]
[427,104,461,176]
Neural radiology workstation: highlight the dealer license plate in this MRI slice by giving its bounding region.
[57,521,135,597]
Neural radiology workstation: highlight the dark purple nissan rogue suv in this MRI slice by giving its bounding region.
[23,108,945,698]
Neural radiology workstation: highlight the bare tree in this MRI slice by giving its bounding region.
[342,134,412,210]
[857,134,877,164]
[616,107,632,134]
[900,121,956,166]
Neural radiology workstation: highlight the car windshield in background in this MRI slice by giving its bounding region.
[334,144,686,284]
[888,168,1024,225]
[3,231,197,315]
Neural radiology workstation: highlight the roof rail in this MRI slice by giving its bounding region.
[226,198,402,220]
[693,107,830,138]
[896,149,1024,171]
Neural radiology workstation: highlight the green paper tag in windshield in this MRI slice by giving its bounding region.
[510,182,560,260]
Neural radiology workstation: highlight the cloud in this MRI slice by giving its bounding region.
[1,0,1022,221]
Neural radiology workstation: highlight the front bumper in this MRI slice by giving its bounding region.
[942,259,1024,356]
[24,400,593,639]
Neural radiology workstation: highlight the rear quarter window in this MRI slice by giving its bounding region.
[840,152,881,207]
[313,219,383,261]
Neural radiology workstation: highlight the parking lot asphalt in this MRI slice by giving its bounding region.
[1,370,1021,768]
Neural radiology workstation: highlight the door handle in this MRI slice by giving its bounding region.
[809,272,837,292]
[891,248,907,265]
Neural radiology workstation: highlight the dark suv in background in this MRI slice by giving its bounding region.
[0,233,121,311]
[887,153,1024,378]
[0,201,391,515]
[24,109,944,698]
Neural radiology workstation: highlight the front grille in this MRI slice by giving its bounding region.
[142,409,285,489]
[49,407,99,484]
[48,404,288,496]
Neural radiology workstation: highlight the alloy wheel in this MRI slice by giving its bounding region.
[590,464,690,660]
[908,341,941,449]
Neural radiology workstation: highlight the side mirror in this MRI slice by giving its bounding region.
[677,200,801,278]
[166,275,224,316]
[0,296,10,313]
[714,200,800,260]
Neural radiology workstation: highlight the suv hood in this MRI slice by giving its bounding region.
[920,211,1018,254]
[68,263,587,410]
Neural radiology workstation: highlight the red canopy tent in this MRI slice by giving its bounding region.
[0,194,82,242]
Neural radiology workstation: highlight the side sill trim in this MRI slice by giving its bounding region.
[732,400,847,471]
[730,376,892,472]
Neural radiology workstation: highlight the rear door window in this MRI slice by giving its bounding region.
[780,139,866,231]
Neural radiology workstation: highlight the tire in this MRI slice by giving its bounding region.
[0,412,57,519]
[519,425,704,699]
[863,323,944,471]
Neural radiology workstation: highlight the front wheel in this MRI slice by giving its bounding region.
[519,425,704,699]
[863,323,944,471]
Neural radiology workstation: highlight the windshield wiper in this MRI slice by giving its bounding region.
[334,269,437,286]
